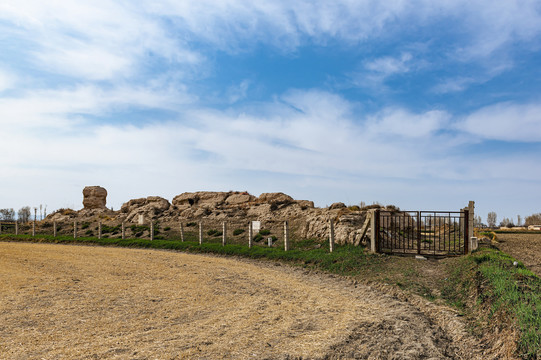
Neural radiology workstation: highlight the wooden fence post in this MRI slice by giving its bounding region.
[98,221,101,239]
[284,221,289,251]
[199,222,203,245]
[53,221,57,237]
[122,222,125,240]
[150,222,154,241]
[248,222,253,248]
[222,222,227,246]
[32,220,36,237]
[74,221,77,239]
[15,222,18,235]
[180,222,185,242]
[329,219,335,253]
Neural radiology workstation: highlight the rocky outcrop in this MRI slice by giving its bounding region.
[121,196,171,222]
[47,187,390,246]
[82,186,107,209]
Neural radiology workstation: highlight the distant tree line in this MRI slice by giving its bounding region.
[483,211,541,228]
[0,206,33,222]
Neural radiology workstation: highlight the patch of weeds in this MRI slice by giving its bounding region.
[81,222,90,229]
[85,230,93,236]
[130,225,149,233]
[259,229,271,236]
[186,222,197,227]
[101,224,121,234]
[164,226,171,231]
[442,248,541,358]
[233,228,245,236]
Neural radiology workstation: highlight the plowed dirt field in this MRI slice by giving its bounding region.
[0,242,481,359]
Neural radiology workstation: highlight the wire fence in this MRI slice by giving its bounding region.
[0,218,322,252]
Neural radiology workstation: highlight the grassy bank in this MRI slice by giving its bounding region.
[442,247,541,359]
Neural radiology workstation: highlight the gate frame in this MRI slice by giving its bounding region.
[373,208,471,256]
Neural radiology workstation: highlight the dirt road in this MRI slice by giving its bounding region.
[0,242,480,359]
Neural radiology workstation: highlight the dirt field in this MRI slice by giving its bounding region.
[0,242,482,359]
[494,233,541,276]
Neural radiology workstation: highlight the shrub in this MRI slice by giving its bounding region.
[259,229,271,236]
[233,229,245,236]
[253,233,263,242]
[186,222,197,227]
[164,226,171,231]
[85,230,93,236]
[207,229,218,236]
[81,223,90,229]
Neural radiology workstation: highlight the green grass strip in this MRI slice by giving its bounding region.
[443,247,541,359]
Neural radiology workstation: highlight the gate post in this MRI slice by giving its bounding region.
[464,209,469,254]
[370,210,377,253]
[417,211,421,254]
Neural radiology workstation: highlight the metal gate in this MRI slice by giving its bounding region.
[375,210,469,256]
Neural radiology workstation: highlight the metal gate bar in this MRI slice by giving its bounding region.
[375,210,468,256]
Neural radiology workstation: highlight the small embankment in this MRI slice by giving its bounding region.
[442,247,541,359]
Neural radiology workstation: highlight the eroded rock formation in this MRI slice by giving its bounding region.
[82,186,107,209]
[46,187,390,246]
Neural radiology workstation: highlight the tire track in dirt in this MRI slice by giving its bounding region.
[0,242,481,359]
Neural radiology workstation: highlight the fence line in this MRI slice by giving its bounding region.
[0,218,336,253]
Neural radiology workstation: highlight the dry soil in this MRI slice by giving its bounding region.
[494,233,541,276]
[0,242,482,359]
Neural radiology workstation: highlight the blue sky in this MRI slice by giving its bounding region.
[1,0,540,224]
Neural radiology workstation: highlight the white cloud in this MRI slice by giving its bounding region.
[0,69,16,92]
[365,53,413,76]
[432,77,476,94]
[0,83,195,135]
[458,102,541,142]
[365,108,450,138]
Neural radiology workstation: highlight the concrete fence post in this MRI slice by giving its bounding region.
[180,222,185,242]
[370,210,377,253]
[74,221,77,239]
[32,220,36,237]
[248,222,253,248]
[15,222,18,235]
[122,222,125,240]
[222,222,227,246]
[284,220,290,251]
[150,222,154,241]
[329,219,335,253]
[98,222,101,239]
[199,222,203,245]
[53,221,57,237]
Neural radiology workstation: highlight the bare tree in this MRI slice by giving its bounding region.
[517,215,522,227]
[525,213,541,226]
[0,208,15,221]
[17,206,31,223]
[500,217,514,227]
[487,212,497,228]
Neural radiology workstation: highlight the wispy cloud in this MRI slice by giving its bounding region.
[458,102,541,142]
